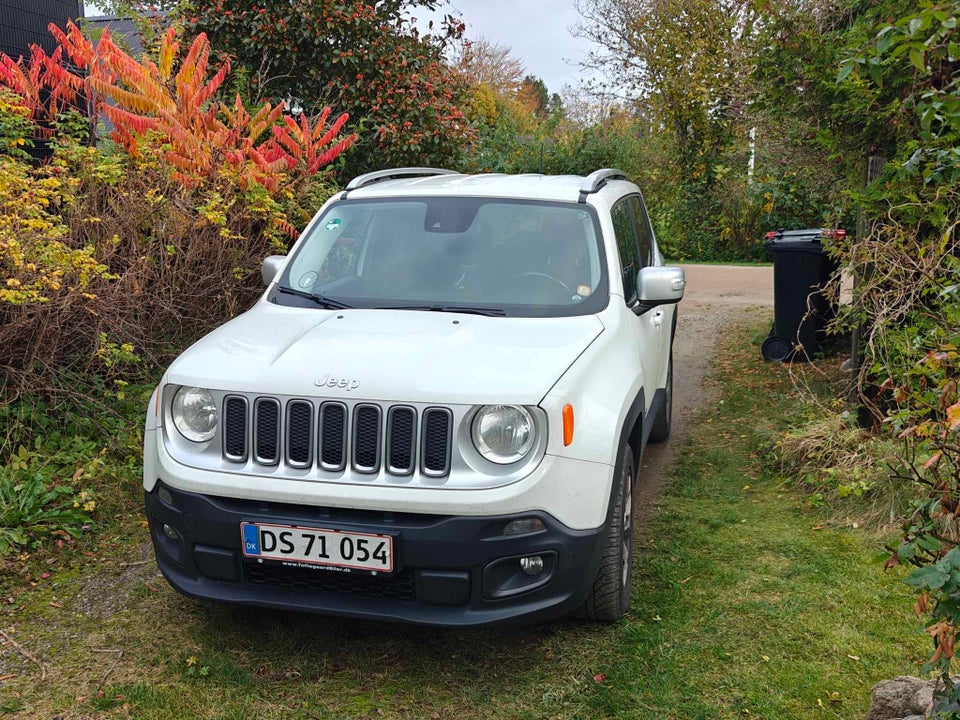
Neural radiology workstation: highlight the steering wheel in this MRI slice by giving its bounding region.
[495,272,573,302]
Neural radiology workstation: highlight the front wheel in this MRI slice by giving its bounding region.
[581,444,635,621]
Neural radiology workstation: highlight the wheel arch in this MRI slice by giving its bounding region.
[617,388,645,492]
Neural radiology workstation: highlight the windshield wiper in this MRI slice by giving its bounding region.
[276,286,353,310]
[378,304,506,317]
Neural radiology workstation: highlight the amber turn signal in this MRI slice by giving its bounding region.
[562,404,574,446]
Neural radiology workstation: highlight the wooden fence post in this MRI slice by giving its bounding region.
[851,155,886,428]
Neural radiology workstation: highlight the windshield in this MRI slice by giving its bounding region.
[274,198,608,317]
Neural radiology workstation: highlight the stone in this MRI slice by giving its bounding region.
[865,677,933,720]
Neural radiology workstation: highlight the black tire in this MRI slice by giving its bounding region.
[648,349,673,443]
[582,444,635,622]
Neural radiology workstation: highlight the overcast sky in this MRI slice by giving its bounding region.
[417,0,593,94]
[84,0,593,93]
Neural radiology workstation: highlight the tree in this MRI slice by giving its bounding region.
[547,92,563,118]
[465,81,499,125]
[575,0,756,175]
[574,0,771,259]
[179,0,474,177]
[456,37,526,95]
[518,75,549,118]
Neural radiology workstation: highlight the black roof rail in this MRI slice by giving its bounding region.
[578,168,629,203]
[343,167,460,193]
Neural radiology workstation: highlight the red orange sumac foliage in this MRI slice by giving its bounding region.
[16,21,358,190]
[0,49,81,134]
[267,108,355,176]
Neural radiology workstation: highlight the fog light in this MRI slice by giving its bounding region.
[483,551,557,599]
[519,555,544,576]
[162,523,181,541]
[503,517,546,536]
[157,486,174,506]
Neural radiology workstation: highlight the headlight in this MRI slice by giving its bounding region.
[471,405,536,464]
[171,386,218,442]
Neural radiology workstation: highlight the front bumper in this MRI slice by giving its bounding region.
[145,482,607,626]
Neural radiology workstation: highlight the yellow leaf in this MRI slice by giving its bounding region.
[948,401,960,431]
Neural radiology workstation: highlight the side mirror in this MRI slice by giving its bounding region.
[633,266,685,314]
[262,255,286,287]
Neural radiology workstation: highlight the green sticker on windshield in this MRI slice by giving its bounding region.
[324,218,342,231]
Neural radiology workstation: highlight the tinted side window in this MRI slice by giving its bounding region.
[629,196,652,267]
[611,200,639,300]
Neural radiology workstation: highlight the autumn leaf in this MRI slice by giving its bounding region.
[924,451,944,470]
[947,401,960,431]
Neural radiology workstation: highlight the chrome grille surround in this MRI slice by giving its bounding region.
[237,396,444,480]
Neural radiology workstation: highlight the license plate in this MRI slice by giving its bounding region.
[240,522,393,573]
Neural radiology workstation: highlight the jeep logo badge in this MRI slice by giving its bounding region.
[315,374,360,391]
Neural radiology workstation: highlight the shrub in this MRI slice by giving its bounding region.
[0,23,353,401]
[778,406,903,519]
[0,88,32,158]
[0,21,359,554]
[813,1,960,701]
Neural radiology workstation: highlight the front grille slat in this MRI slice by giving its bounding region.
[319,402,347,471]
[223,396,248,462]
[387,406,416,475]
[353,404,382,474]
[224,397,451,479]
[422,408,452,477]
[254,398,281,465]
[286,401,313,468]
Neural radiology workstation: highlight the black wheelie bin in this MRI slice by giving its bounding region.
[761,228,842,362]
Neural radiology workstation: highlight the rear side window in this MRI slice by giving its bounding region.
[611,200,639,301]
[629,196,653,268]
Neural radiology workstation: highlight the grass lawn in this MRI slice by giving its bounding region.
[0,320,926,719]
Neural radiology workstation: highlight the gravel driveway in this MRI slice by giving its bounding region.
[635,263,774,521]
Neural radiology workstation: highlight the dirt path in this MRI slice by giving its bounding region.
[636,263,773,521]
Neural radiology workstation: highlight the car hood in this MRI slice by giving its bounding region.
[165,302,605,405]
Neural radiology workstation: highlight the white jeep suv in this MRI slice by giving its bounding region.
[142,168,684,625]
